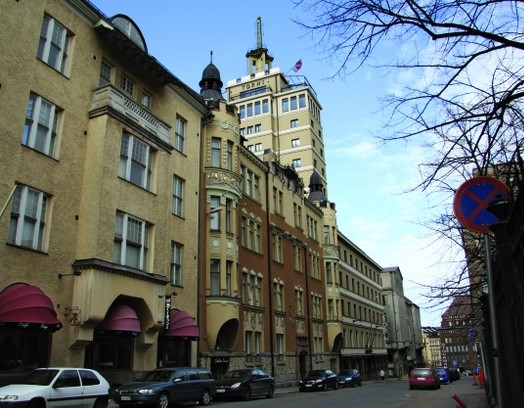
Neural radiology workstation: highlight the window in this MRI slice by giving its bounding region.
[282,98,289,112]
[141,91,152,109]
[210,259,220,295]
[245,331,252,355]
[291,138,300,148]
[262,99,269,113]
[292,158,301,168]
[171,242,182,286]
[254,124,261,133]
[211,138,221,167]
[239,105,246,118]
[272,232,282,262]
[175,116,186,153]
[225,199,232,233]
[8,185,48,251]
[293,244,302,272]
[113,212,149,270]
[276,334,284,360]
[254,101,261,115]
[210,196,220,230]
[37,15,70,73]
[119,133,152,190]
[290,96,297,110]
[254,143,262,152]
[274,281,283,311]
[299,94,306,108]
[23,93,59,157]
[226,141,233,170]
[172,176,184,217]
[99,60,112,86]
[247,103,253,117]
[225,261,232,296]
[120,74,135,96]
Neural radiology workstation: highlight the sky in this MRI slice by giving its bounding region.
[91,0,458,326]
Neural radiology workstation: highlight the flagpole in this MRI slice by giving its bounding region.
[0,185,17,221]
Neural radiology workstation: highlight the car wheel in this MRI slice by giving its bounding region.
[322,383,328,391]
[199,389,211,406]
[409,384,414,390]
[156,392,169,408]
[333,381,338,390]
[243,386,252,401]
[358,381,362,387]
[93,397,108,408]
[266,385,275,398]
[27,400,45,408]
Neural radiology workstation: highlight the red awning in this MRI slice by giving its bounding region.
[165,308,199,338]
[0,283,62,331]
[97,304,141,335]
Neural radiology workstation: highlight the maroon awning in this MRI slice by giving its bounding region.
[0,283,62,331]
[165,308,199,339]
[97,304,140,335]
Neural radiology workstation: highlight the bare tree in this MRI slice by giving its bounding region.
[293,0,524,191]
[293,0,524,311]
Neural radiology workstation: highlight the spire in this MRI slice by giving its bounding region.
[257,17,263,49]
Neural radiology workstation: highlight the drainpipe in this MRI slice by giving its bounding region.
[265,170,276,378]
[303,243,313,370]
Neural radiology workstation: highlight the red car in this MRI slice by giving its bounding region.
[408,368,441,390]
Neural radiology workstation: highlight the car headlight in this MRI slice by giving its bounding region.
[231,382,242,389]
[314,379,322,384]
[138,389,155,395]
[1,396,19,401]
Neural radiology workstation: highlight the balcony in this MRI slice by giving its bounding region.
[89,85,171,146]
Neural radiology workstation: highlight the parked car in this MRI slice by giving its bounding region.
[449,367,461,381]
[110,367,215,407]
[435,367,452,384]
[408,367,441,390]
[0,367,109,407]
[299,369,338,392]
[336,369,362,387]
[213,368,275,401]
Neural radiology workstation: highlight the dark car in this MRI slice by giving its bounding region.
[214,368,275,401]
[435,367,452,384]
[449,367,461,381]
[336,369,362,387]
[110,367,215,407]
[299,369,338,392]
[408,367,440,390]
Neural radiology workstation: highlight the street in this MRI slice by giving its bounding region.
[109,376,488,408]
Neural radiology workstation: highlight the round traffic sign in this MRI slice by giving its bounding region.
[453,176,510,233]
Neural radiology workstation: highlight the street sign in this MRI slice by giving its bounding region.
[453,176,510,233]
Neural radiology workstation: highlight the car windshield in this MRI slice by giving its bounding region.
[18,369,60,386]
[136,370,175,382]
[338,370,355,376]
[222,370,251,380]
[436,369,447,374]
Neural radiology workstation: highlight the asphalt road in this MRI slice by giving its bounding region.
[108,376,489,408]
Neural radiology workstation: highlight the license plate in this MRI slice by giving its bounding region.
[121,396,131,401]
[306,384,312,387]
[417,377,425,380]
[216,389,225,393]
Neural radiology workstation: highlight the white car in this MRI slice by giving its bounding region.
[0,367,110,407]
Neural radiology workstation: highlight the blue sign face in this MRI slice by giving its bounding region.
[453,176,510,233]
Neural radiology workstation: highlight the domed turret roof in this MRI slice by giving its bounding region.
[199,51,224,107]
[308,171,328,202]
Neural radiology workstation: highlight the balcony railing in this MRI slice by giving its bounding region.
[90,85,171,145]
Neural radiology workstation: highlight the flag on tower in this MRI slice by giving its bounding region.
[292,59,303,72]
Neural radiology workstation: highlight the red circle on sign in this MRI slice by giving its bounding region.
[453,176,510,233]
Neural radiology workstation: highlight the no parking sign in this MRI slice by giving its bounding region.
[453,176,510,233]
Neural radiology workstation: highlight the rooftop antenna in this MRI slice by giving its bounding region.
[210,50,213,64]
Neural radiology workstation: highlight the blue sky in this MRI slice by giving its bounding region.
[92,0,453,325]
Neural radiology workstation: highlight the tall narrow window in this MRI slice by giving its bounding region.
[119,133,152,189]
[282,98,289,112]
[262,99,269,113]
[175,116,186,153]
[211,138,221,167]
[141,91,152,109]
[37,15,70,73]
[23,94,59,157]
[113,212,149,270]
[171,242,183,286]
[99,60,113,86]
[276,334,284,360]
[8,185,48,250]
[172,176,184,217]
[210,260,220,296]
[226,141,234,170]
[210,196,220,230]
[225,261,232,296]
